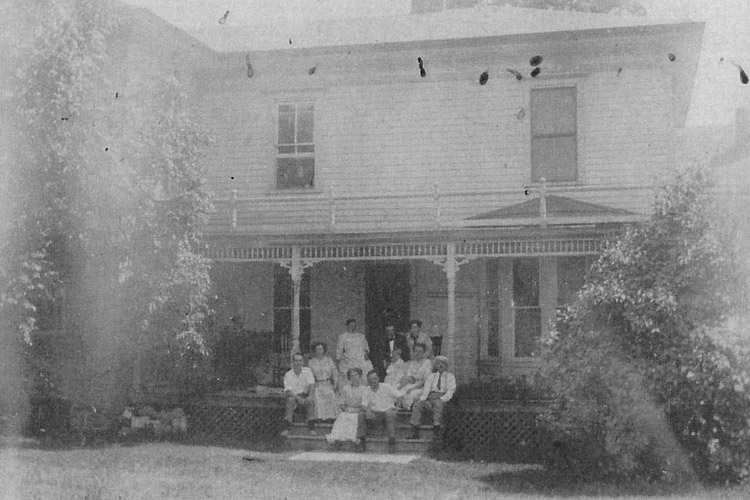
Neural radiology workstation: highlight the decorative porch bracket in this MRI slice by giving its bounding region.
[431,242,476,367]
[279,246,315,358]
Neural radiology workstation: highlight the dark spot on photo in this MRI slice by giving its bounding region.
[308,65,317,75]
[479,71,489,85]
[246,54,253,78]
[506,68,522,81]
[529,55,543,66]
[668,53,676,62]
[418,57,426,78]
[530,67,541,78]
[740,66,748,84]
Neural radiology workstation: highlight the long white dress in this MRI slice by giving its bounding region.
[384,358,407,387]
[335,332,372,383]
[326,384,368,443]
[308,355,339,420]
[400,358,433,409]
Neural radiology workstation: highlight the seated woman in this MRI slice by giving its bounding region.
[397,343,433,410]
[308,342,339,424]
[383,348,407,387]
[326,367,368,450]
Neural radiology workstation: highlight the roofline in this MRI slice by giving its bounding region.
[220,20,704,57]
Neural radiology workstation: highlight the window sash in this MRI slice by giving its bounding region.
[276,103,315,189]
[530,87,577,182]
[277,104,314,153]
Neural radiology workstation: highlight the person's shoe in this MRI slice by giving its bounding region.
[357,438,366,453]
[387,437,396,454]
[407,425,420,440]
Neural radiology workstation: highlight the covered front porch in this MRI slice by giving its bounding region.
[204,226,609,385]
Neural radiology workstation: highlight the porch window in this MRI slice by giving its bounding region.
[486,260,500,357]
[556,256,589,309]
[513,258,541,358]
[276,103,314,189]
[273,265,311,353]
[530,87,577,183]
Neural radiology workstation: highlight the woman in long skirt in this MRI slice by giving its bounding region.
[327,367,368,450]
[308,342,339,423]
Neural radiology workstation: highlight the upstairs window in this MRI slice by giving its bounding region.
[530,87,577,182]
[277,103,314,189]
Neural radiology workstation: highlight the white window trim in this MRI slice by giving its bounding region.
[270,100,320,193]
[529,83,580,185]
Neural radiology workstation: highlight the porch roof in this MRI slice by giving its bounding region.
[468,195,634,220]
[204,225,622,262]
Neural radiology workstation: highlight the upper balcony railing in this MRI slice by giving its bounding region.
[208,181,652,236]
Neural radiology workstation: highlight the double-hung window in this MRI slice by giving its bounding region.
[276,103,314,189]
[512,258,541,358]
[530,87,577,183]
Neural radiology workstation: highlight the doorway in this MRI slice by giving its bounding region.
[365,261,411,377]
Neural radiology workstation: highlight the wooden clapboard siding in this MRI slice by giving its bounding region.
[195,25,694,237]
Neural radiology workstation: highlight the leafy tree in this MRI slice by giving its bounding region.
[539,168,750,484]
[1,0,213,422]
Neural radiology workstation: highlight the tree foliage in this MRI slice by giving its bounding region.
[539,168,750,484]
[1,0,213,413]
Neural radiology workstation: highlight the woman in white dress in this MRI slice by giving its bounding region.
[384,348,407,387]
[398,343,433,409]
[335,319,372,389]
[307,342,339,422]
[327,367,368,450]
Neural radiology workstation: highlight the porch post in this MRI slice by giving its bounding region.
[444,243,458,366]
[286,246,313,358]
[432,243,475,367]
[290,246,303,357]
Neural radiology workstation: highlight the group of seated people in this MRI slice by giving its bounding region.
[280,339,456,452]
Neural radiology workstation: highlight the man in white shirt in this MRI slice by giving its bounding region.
[281,353,316,437]
[408,355,456,440]
[362,369,403,452]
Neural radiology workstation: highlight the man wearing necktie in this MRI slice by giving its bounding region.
[408,355,455,440]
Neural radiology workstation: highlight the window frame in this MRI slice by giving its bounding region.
[529,85,578,184]
[275,102,316,191]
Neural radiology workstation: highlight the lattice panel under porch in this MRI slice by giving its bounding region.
[184,403,284,439]
[443,408,545,461]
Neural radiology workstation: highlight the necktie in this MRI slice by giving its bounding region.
[437,373,441,391]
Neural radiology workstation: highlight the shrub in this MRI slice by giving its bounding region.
[539,168,750,484]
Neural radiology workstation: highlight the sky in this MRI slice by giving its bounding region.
[123,0,749,127]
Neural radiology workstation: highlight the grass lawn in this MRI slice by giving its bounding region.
[2,440,750,500]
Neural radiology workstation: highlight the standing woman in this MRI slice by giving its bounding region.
[335,319,372,388]
[308,341,339,423]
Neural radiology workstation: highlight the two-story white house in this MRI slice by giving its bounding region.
[189,5,703,384]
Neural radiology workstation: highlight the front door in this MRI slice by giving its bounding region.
[365,261,411,378]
